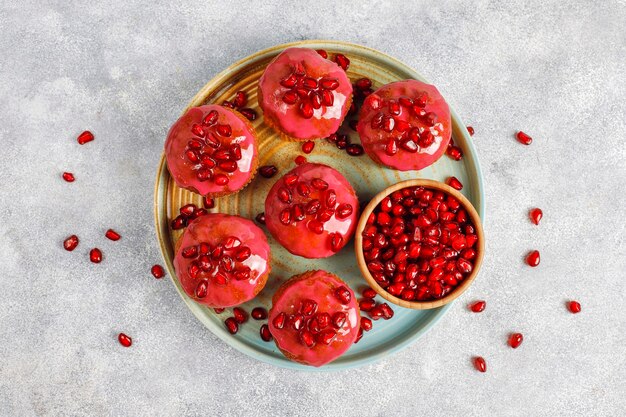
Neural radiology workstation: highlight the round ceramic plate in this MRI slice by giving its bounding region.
[154,40,484,371]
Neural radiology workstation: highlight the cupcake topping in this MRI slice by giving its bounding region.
[279,62,341,119]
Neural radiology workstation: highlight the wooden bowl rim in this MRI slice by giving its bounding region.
[354,179,485,310]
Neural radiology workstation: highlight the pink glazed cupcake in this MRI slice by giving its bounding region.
[268,270,361,367]
[357,80,452,171]
[264,162,359,258]
[173,213,270,308]
[165,104,258,197]
[257,48,352,141]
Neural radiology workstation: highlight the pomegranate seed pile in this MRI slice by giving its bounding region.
[279,63,341,119]
[363,186,478,301]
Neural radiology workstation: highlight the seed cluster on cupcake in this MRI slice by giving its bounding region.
[163,47,458,367]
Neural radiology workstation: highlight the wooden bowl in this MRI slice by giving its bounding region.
[354,179,485,310]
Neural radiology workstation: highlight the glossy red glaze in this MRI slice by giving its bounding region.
[268,270,360,367]
[357,80,451,171]
[265,163,359,258]
[165,105,258,196]
[257,48,353,140]
[173,213,270,308]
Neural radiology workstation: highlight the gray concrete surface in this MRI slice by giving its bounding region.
[1,1,625,416]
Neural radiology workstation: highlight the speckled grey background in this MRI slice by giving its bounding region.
[1,0,625,416]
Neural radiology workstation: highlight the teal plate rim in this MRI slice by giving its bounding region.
[154,40,485,371]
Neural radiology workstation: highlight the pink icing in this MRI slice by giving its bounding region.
[357,80,451,171]
[165,105,257,196]
[258,48,352,140]
[264,162,359,259]
[173,213,270,308]
[268,270,360,367]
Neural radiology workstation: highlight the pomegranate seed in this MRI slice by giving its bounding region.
[151,264,165,279]
[272,312,286,329]
[299,102,314,119]
[334,53,350,71]
[334,286,351,304]
[258,165,278,178]
[329,232,343,252]
[355,78,372,90]
[470,300,486,313]
[251,307,268,320]
[213,174,229,185]
[260,324,272,342]
[568,300,582,314]
[508,333,524,349]
[446,176,463,190]
[118,333,132,347]
[62,172,75,182]
[346,144,364,156]
[473,356,487,372]
[233,91,247,108]
[89,248,102,263]
[214,308,225,314]
[516,131,532,145]
[361,317,373,331]
[529,208,543,225]
[316,49,328,59]
[300,330,316,347]
[203,196,215,209]
[302,141,315,154]
[105,229,121,241]
[295,155,307,165]
[233,307,248,324]
[359,298,376,312]
[222,100,234,109]
[526,250,540,267]
[239,108,257,121]
[63,235,79,251]
[224,317,239,334]
[447,145,463,161]
[362,288,377,299]
[77,130,94,145]
[354,327,364,344]
[465,126,474,136]
[255,212,266,224]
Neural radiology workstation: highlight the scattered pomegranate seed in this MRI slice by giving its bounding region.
[251,307,268,320]
[89,248,102,263]
[295,155,307,165]
[466,126,474,136]
[62,172,75,182]
[446,176,463,190]
[77,130,94,145]
[508,333,524,349]
[568,300,581,314]
[151,264,165,279]
[354,327,364,344]
[221,100,234,109]
[516,131,532,145]
[233,91,247,108]
[334,54,350,71]
[260,324,272,342]
[473,356,487,372]
[302,141,315,154]
[255,212,266,224]
[346,144,364,156]
[63,235,79,251]
[224,317,239,334]
[118,333,132,347]
[233,307,248,324]
[361,317,373,331]
[258,165,278,178]
[355,78,372,90]
[214,308,225,314]
[203,196,215,209]
[447,145,463,161]
[362,288,377,299]
[105,229,121,241]
[469,300,486,313]
[349,120,358,131]
[315,49,328,59]
[526,250,540,267]
[529,208,543,225]
[239,108,257,121]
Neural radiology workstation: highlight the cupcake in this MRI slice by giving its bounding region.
[268,270,360,367]
[165,104,258,197]
[356,80,451,171]
[264,162,359,258]
[173,213,270,308]
[257,47,352,141]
